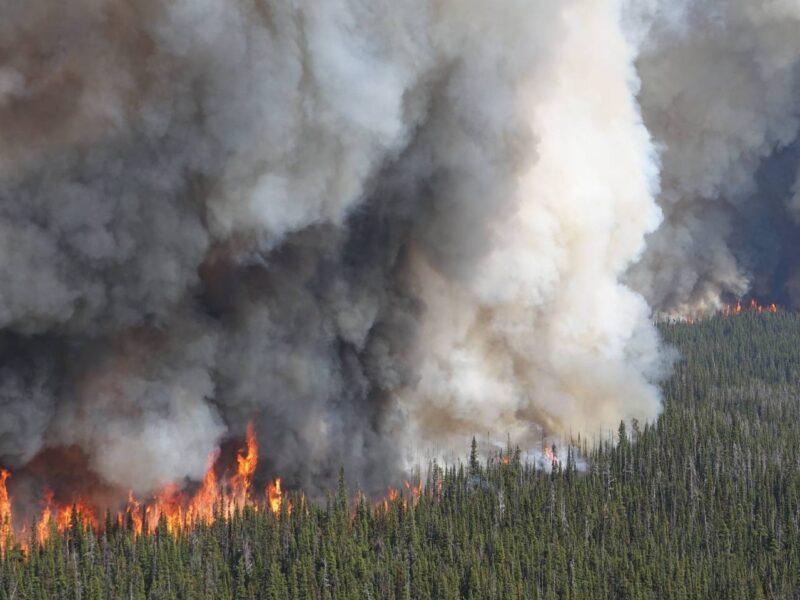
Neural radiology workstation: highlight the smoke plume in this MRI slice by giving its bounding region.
[10,0,771,500]
[629,0,800,313]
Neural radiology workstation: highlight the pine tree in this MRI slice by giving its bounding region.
[469,437,479,475]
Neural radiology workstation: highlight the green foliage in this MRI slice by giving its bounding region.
[1,312,798,598]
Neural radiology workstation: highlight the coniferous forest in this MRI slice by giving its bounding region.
[1,312,799,599]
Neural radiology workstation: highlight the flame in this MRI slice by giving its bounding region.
[36,491,54,545]
[0,448,514,556]
[266,478,282,515]
[379,483,422,511]
[723,299,779,316]
[36,507,51,545]
[125,491,143,536]
[132,421,285,534]
[186,454,219,526]
[0,470,12,551]
[56,500,97,533]
[31,491,97,546]
[148,484,185,534]
[403,481,422,507]
[0,421,293,549]
[543,446,560,467]
[134,423,279,534]
[723,300,743,316]
[232,422,258,509]
[0,452,517,557]
[382,487,400,512]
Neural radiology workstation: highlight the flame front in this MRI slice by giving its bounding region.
[723,299,779,316]
[131,422,284,534]
[57,501,97,533]
[33,492,97,547]
[0,420,443,553]
[0,421,290,551]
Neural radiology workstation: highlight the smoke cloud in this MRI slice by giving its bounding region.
[629,0,800,313]
[12,0,777,499]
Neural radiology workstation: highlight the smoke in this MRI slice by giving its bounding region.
[628,0,800,313]
[0,0,673,499]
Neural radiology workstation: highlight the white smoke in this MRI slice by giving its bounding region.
[404,0,666,449]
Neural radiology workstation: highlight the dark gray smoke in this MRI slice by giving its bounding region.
[0,0,679,497]
[628,0,800,314]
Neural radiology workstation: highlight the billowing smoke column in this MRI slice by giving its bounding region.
[0,0,674,501]
[628,0,800,314]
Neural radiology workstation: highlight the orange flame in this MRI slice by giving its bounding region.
[0,470,12,551]
[127,421,285,533]
[32,491,96,545]
[266,479,282,515]
[723,299,779,316]
[3,421,292,546]
[148,484,185,534]
[56,500,97,533]
[186,454,219,527]
[36,491,54,545]
[543,446,559,467]
[232,423,258,509]
[378,481,425,512]
[403,481,422,507]
[125,491,143,536]
[382,487,400,512]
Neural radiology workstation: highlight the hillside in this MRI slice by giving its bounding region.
[1,313,799,599]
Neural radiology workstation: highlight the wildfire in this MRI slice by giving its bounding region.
[0,421,542,556]
[133,422,282,534]
[232,422,258,508]
[31,491,97,546]
[722,299,779,316]
[0,470,11,551]
[381,481,422,511]
[404,481,422,507]
[125,491,143,536]
[149,484,185,533]
[543,446,560,467]
[186,455,220,526]
[383,487,400,512]
[36,492,52,545]
[0,421,290,551]
[266,479,282,515]
[57,501,97,532]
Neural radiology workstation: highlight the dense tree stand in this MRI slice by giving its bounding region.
[0,312,798,599]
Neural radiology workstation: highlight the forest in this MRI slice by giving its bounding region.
[0,311,798,599]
